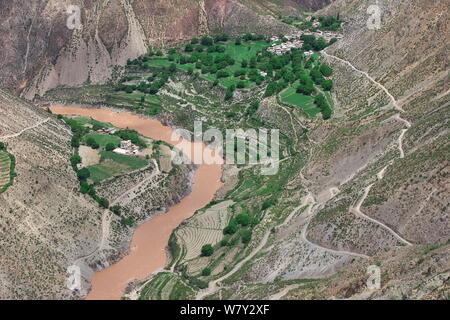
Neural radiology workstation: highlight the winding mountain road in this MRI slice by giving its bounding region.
[323,51,413,246]
[0,118,50,140]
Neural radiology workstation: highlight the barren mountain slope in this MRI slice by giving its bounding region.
[304,0,449,253]
[0,89,103,299]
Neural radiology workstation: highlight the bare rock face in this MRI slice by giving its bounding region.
[0,0,296,99]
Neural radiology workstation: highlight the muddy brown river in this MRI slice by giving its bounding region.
[49,106,223,300]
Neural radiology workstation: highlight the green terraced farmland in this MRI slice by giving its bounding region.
[71,116,111,128]
[280,87,321,117]
[87,151,148,183]
[138,272,195,300]
[83,134,121,148]
[0,151,12,192]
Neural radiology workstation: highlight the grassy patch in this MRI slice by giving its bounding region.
[82,134,121,148]
[87,151,148,183]
[280,87,320,117]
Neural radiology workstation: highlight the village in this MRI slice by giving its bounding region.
[95,127,140,156]
[267,29,342,56]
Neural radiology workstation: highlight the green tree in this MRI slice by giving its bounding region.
[201,244,214,257]
[236,81,246,89]
[320,64,333,77]
[241,229,252,244]
[86,137,99,149]
[80,181,89,194]
[236,213,250,226]
[201,268,211,276]
[105,143,116,151]
[223,221,238,235]
[0,142,6,150]
[77,168,91,181]
[71,136,80,148]
[322,79,333,91]
[70,154,82,167]
[97,197,109,209]
[169,63,177,73]
[200,36,213,46]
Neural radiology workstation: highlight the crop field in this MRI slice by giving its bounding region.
[280,87,320,117]
[106,92,161,115]
[0,151,11,188]
[70,116,111,128]
[176,200,234,262]
[138,272,195,300]
[82,133,121,147]
[87,151,148,183]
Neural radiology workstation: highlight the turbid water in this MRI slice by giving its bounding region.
[49,106,223,300]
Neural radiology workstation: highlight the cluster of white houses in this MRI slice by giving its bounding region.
[113,140,140,156]
[93,127,140,156]
[267,30,342,55]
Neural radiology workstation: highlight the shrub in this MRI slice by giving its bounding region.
[86,137,99,149]
[322,79,333,91]
[77,168,91,181]
[241,229,252,244]
[103,142,115,152]
[79,181,89,194]
[200,36,213,46]
[223,221,238,235]
[320,64,333,77]
[0,142,5,150]
[220,238,228,246]
[70,154,82,167]
[262,198,276,210]
[201,268,211,276]
[236,81,246,89]
[225,88,234,101]
[188,278,208,289]
[201,244,214,256]
[235,213,250,226]
[97,197,109,209]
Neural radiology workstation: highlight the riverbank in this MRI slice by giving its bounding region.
[49,105,223,300]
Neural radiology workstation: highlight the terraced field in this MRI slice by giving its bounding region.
[138,272,195,300]
[280,87,320,117]
[0,150,12,191]
[82,133,121,148]
[70,116,111,128]
[87,151,149,183]
[177,200,234,262]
